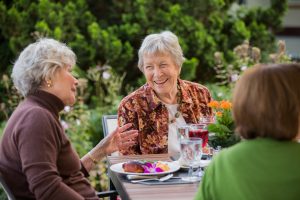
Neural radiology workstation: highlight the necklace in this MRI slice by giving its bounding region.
[167,83,182,124]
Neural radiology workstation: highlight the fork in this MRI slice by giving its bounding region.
[131,174,174,183]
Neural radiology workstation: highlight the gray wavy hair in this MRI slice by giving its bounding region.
[138,31,185,72]
[11,38,76,97]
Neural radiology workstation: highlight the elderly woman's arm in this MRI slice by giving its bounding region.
[81,124,138,172]
[117,101,141,155]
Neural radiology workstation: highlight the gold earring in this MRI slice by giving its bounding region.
[46,80,52,87]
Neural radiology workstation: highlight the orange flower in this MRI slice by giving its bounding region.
[220,100,232,110]
[208,100,219,108]
[216,111,222,117]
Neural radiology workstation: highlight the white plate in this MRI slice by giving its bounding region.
[110,161,180,175]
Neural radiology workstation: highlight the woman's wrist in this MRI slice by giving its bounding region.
[87,152,98,164]
[88,146,106,163]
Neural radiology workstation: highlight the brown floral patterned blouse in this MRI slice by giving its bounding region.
[118,79,212,155]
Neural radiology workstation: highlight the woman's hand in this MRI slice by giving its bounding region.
[82,123,138,172]
[100,123,138,155]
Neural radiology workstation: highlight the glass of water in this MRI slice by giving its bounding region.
[199,115,215,128]
[180,137,203,182]
[177,125,189,140]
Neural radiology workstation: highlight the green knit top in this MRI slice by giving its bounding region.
[195,138,300,200]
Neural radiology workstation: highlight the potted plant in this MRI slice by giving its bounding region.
[207,100,240,148]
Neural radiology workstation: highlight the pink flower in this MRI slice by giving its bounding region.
[60,120,69,130]
[142,162,164,173]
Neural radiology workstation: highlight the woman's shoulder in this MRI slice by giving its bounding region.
[212,139,300,165]
[119,84,150,107]
[10,100,57,130]
[180,79,210,92]
[19,99,53,116]
[180,79,211,100]
[5,101,61,140]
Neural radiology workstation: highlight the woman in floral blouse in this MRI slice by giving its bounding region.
[118,31,212,155]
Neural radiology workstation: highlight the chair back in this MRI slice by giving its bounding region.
[0,172,16,200]
[102,115,118,137]
[102,115,119,156]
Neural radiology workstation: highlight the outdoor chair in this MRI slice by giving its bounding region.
[100,114,119,200]
[102,114,119,156]
[96,190,118,199]
[0,171,16,200]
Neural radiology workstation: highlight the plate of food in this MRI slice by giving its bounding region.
[110,160,180,175]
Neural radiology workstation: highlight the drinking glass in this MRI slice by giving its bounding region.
[188,124,209,148]
[199,115,214,126]
[180,137,202,182]
[177,125,190,140]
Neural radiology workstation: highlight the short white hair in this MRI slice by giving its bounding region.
[138,31,185,72]
[11,38,76,97]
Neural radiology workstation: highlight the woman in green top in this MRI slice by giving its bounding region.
[195,63,300,200]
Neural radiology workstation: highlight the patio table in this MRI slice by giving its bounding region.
[107,154,200,200]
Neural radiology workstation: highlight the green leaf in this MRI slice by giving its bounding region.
[180,57,198,81]
[208,123,231,134]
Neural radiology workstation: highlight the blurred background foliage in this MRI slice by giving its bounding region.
[0,0,291,194]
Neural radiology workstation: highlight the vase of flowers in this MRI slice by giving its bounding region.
[207,100,240,148]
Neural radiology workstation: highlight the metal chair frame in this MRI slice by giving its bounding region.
[102,115,118,138]
[100,114,119,200]
[0,172,16,200]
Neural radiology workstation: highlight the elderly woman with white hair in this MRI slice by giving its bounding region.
[0,38,138,199]
[118,31,212,155]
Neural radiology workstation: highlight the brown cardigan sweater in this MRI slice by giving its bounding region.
[0,90,98,200]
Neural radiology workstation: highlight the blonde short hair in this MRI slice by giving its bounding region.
[11,38,76,97]
[233,63,300,140]
[138,31,185,72]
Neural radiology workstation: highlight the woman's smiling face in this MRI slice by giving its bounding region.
[143,52,180,99]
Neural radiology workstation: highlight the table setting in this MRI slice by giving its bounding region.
[109,159,189,185]
[109,116,221,187]
[107,153,205,200]
[106,116,222,200]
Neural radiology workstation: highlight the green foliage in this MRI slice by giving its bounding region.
[213,39,293,87]
[207,100,240,148]
[0,0,288,85]
[0,121,6,139]
[61,65,125,151]
[0,74,23,120]
[60,103,93,157]
[207,39,295,148]
[86,65,125,108]
[206,83,232,101]
[180,58,198,81]
[0,187,7,200]
[89,160,110,192]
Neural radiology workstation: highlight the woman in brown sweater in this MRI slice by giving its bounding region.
[0,38,138,199]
